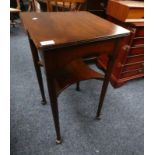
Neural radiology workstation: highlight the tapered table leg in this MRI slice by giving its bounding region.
[96,39,120,118]
[76,81,80,91]
[28,36,47,105]
[96,68,111,119]
[46,78,62,144]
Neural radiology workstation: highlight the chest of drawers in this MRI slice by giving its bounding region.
[97,0,144,88]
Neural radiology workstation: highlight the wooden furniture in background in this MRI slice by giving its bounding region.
[29,0,87,12]
[86,0,144,18]
[10,0,21,27]
[21,11,129,143]
[26,0,109,16]
[98,0,144,88]
[107,0,144,22]
[28,0,41,12]
[46,0,86,11]
[10,8,21,13]
[86,0,108,17]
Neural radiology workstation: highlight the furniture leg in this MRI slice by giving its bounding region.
[96,39,120,118]
[31,0,36,11]
[46,78,62,144]
[28,36,47,105]
[76,81,80,91]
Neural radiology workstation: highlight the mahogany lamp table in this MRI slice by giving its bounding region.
[20,11,129,144]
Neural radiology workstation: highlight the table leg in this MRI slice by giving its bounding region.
[46,78,62,144]
[96,39,120,119]
[76,81,80,91]
[28,37,47,105]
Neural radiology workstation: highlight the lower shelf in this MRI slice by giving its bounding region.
[54,59,104,95]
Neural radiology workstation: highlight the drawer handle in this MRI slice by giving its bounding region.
[138,69,143,73]
[117,62,122,67]
[131,28,136,34]
[122,45,130,51]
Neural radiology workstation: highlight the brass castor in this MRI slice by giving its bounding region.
[56,139,62,144]
[41,100,47,105]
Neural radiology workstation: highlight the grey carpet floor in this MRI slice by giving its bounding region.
[10,24,144,155]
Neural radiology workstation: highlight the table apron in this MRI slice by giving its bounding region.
[40,38,120,75]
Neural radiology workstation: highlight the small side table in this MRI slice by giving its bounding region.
[20,11,129,143]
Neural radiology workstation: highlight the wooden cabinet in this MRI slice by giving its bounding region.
[106,0,144,22]
[97,0,144,88]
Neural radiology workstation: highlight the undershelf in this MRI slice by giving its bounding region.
[54,59,104,95]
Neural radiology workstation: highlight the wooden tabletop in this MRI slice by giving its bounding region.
[20,11,129,50]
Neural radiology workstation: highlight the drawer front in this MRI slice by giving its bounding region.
[135,27,144,37]
[122,62,144,72]
[132,37,144,46]
[129,46,144,55]
[126,55,144,64]
[121,69,144,78]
